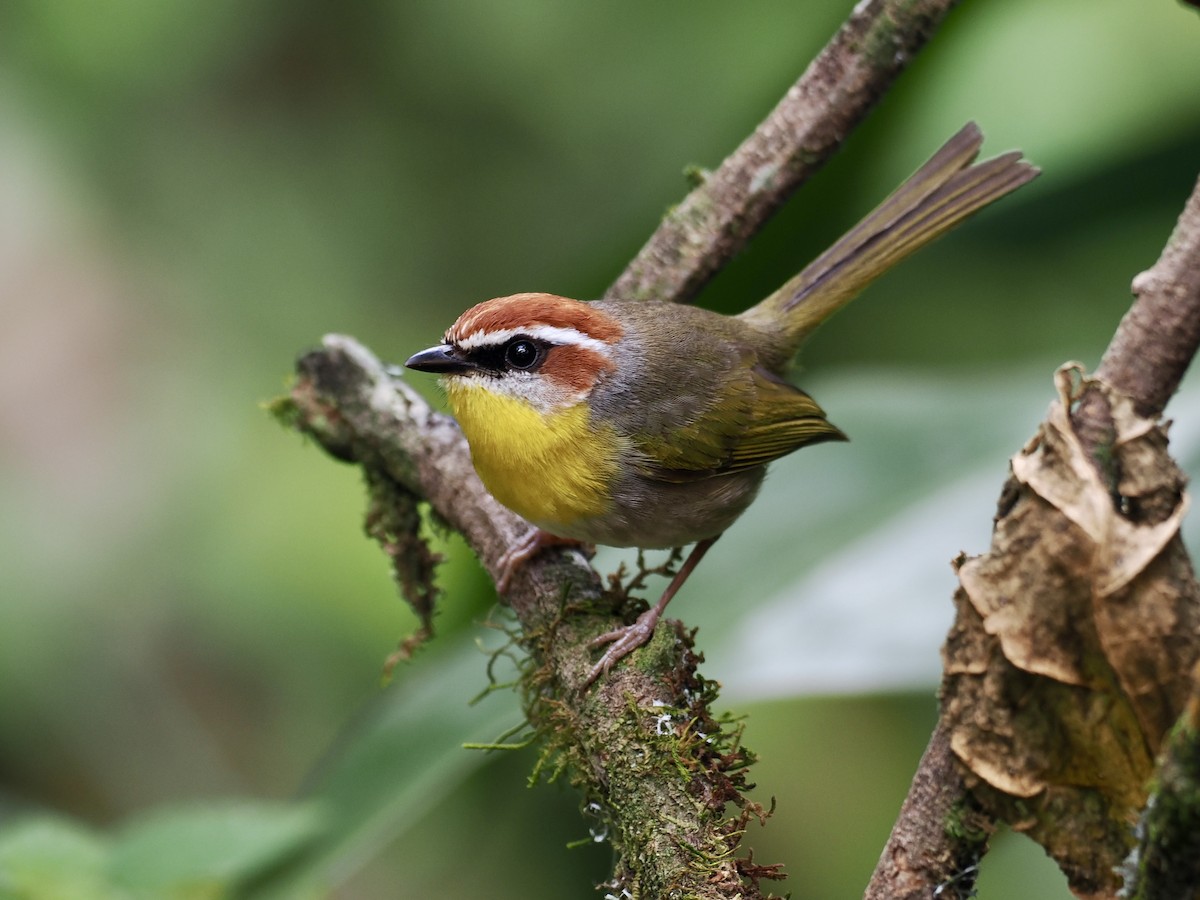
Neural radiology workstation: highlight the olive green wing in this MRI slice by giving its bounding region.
[724,367,847,472]
[632,364,846,484]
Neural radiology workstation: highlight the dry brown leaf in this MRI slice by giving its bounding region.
[942,364,1200,897]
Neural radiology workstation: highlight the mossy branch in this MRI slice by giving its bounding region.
[286,338,769,897]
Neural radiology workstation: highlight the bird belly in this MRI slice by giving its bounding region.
[550,466,766,549]
[445,381,621,530]
[445,380,765,550]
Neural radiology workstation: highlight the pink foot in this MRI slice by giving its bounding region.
[580,535,720,688]
[495,529,590,594]
[584,607,663,687]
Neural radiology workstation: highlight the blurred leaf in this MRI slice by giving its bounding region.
[900,0,1200,173]
[0,816,116,900]
[4,0,257,102]
[109,800,322,896]
[258,635,523,896]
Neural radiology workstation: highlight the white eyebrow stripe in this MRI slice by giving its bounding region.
[455,324,612,355]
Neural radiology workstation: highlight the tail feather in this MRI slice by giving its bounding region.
[739,123,1038,358]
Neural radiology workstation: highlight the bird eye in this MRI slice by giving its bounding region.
[503,338,540,370]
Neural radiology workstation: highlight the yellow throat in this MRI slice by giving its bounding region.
[444,380,620,529]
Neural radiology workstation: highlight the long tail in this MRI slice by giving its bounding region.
[738,122,1038,363]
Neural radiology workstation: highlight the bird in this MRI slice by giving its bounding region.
[405,123,1037,686]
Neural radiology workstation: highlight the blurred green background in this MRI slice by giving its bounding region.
[2,1,1199,897]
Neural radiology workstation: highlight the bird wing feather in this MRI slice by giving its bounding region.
[632,361,845,483]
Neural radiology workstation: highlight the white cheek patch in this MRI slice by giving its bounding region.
[454,324,612,357]
[443,369,581,415]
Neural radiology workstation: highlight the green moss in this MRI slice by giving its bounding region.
[682,164,711,188]
[363,471,443,679]
[1127,711,1200,897]
[944,798,991,846]
[263,393,300,430]
[860,0,938,71]
[514,600,783,895]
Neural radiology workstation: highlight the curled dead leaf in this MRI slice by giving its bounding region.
[942,364,1200,896]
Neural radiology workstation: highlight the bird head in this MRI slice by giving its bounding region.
[405,292,624,416]
[405,293,628,530]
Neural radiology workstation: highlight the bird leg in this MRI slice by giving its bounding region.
[584,535,719,687]
[495,527,592,594]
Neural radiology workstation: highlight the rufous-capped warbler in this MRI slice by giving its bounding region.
[406,123,1037,685]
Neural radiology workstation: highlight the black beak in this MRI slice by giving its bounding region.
[404,344,476,375]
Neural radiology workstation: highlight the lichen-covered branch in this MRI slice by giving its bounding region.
[865,141,1200,900]
[942,369,1199,896]
[605,0,964,305]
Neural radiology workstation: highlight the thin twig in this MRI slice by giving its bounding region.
[863,723,992,900]
[1096,172,1200,417]
[606,0,964,305]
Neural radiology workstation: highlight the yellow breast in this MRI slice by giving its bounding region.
[445,381,621,530]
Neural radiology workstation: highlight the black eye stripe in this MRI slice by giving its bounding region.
[462,336,551,374]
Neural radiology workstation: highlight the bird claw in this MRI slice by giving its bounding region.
[579,535,720,689]
[495,529,592,594]
[495,530,545,594]
[583,607,661,687]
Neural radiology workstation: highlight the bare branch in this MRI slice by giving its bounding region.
[1072,172,1200,462]
[605,0,964,305]
[1097,172,1200,418]
[864,722,992,900]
